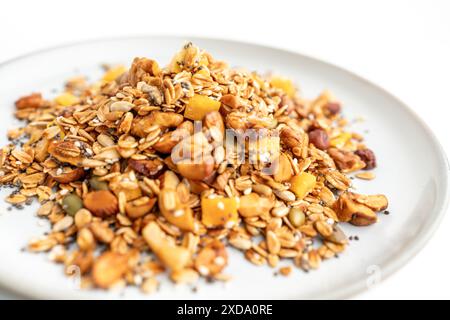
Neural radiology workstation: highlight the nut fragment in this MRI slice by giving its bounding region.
[355,148,377,170]
[334,193,378,226]
[142,222,191,271]
[15,93,43,109]
[238,193,273,217]
[92,252,129,289]
[83,190,118,218]
[328,148,365,172]
[128,158,164,178]
[50,167,85,184]
[308,129,329,150]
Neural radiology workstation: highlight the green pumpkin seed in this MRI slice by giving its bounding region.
[89,176,109,191]
[62,193,83,216]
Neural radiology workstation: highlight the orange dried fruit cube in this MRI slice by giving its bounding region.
[270,77,296,97]
[102,65,127,82]
[290,172,316,199]
[201,197,238,228]
[330,132,352,148]
[54,92,79,106]
[184,94,221,120]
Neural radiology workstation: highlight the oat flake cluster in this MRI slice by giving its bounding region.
[0,43,388,292]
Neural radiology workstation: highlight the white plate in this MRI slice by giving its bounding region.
[0,36,448,300]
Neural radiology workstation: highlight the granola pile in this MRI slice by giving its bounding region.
[0,43,388,292]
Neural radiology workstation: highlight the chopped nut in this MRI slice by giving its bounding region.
[308,129,329,150]
[355,148,377,170]
[92,252,129,289]
[83,190,118,218]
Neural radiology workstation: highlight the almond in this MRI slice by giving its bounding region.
[49,167,85,184]
[83,190,118,218]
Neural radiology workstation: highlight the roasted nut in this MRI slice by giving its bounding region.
[131,112,183,137]
[176,158,215,181]
[77,228,96,251]
[128,158,164,178]
[325,102,341,115]
[220,94,243,110]
[328,148,366,172]
[280,126,304,149]
[15,93,44,109]
[308,129,329,150]
[65,250,93,275]
[92,252,129,289]
[142,222,191,271]
[83,190,118,218]
[152,131,182,154]
[238,193,274,218]
[158,188,195,231]
[90,222,114,243]
[355,148,377,170]
[350,208,378,226]
[334,193,378,225]
[50,167,85,184]
[128,57,160,86]
[204,111,225,136]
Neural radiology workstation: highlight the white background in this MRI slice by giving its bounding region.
[0,0,449,299]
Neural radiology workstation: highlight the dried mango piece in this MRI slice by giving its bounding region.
[102,65,127,82]
[290,172,316,199]
[201,197,238,228]
[330,132,352,148]
[55,92,79,106]
[184,94,221,120]
[270,77,296,97]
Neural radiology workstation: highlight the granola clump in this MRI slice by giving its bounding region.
[0,43,388,292]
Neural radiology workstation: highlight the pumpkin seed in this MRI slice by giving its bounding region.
[62,193,83,216]
[89,176,109,190]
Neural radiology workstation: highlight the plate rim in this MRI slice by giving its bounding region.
[0,35,449,300]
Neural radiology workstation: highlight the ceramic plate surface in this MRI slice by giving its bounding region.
[0,36,448,299]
